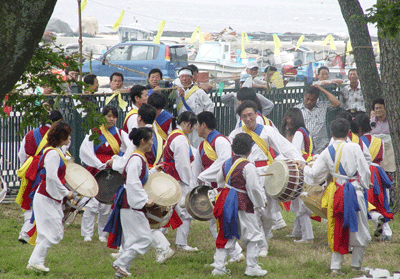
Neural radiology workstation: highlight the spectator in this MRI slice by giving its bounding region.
[294,84,340,154]
[315,66,343,86]
[103,72,130,93]
[340,69,365,117]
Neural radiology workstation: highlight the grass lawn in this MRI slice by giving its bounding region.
[0,203,399,279]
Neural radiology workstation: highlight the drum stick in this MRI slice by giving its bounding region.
[260,173,274,177]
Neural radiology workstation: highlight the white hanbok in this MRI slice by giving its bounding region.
[28,148,69,266]
[175,85,214,148]
[303,140,371,270]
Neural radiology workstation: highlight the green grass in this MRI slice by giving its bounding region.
[0,203,399,278]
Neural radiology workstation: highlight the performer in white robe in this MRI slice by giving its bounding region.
[163,111,198,251]
[122,85,149,134]
[108,127,164,278]
[192,111,244,263]
[212,133,268,277]
[301,119,371,275]
[79,106,132,242]
[229,101,304,257]
[27,122,74,273]
[174,67,214,148]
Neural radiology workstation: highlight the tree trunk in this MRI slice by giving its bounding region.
[337,0,383,110]
[379,0,400,212]
[0,0,57,101]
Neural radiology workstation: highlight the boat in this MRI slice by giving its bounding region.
[189,41,248,79]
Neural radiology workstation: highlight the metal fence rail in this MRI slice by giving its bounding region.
[0,85,342,199]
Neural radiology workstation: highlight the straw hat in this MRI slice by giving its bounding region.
[0,177,7,203]
[65,162,99,198]
[144,172,181,207]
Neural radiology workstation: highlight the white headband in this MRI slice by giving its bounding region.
[178,69,193,77]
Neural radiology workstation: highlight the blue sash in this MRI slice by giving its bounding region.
[156,110,173,126]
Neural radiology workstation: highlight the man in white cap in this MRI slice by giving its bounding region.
[175,67,215,148]
[241,61,268,89]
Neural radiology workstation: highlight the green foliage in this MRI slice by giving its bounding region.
[364,1,400,38]
[1,41,105,142]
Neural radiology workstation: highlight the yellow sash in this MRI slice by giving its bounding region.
[155,121,168,141]
[105,91,128,110]
[301,137,314,162]
[351,132,360,144]
[153,123,164,165]
[241,125,274,165]
[321,142,344,251]
[123,108,138,127]
[369,136,382,162]
[176,86,199,111]
[225,158,247,184]
[16,130,50,206]
[99,126,120,155]
[164,129,191,149]
[203,140,217,162]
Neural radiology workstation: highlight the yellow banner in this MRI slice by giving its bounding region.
[322,34,332,46]
[295,35,305,51]
[240,31,250,59]
[322,34,336,50]
[112,10,125,31]
[77,0,87,13]
[346,39,353,55]
[273,34,282,55]
[190,27,205,44]
[153,20,166,45]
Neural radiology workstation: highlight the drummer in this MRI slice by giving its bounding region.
[280,108,314,244]
[212,133,268,277]
[147,92,174,142]
[299,119,371,276]
[163,111,198,251]
[192,111,244,262]
[104,127,165,278]
[79,105,132,242]
[229,100,305,257]
[17,110,64,244]
[27,121,74,273]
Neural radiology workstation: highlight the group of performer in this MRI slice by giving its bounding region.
[15,65,394,278]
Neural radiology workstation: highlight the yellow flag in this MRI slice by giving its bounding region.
[329,36,336,50]
[153,20,166,44]
[112,10,125,31]
[77,0,87,13]
[273,34,282,55]
[270,71,284,88]
[376,41,380,53]
[241,31,250,59]
[190,27,205,44]
[346,39,353,55]
[321,34,332,46]
[295,35,305,51]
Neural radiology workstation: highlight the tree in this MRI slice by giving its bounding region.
[0,0,58,102]
[338,0,400,212]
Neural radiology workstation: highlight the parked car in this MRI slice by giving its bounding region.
[82,41,188,84]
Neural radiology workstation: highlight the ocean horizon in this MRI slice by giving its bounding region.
[51,0,378,37]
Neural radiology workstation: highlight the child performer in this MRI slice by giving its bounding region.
[27,121,74,272]
[212,133,268,277]
[300,119,371,276]
[105,127,163,278]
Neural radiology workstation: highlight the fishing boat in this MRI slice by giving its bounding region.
[189,41,248,79]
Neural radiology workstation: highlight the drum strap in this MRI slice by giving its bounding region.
[224,184,246,194]
[43,147,68,165]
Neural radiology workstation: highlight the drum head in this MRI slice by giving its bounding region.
[185,185,214,221]
[144,172,182,207]
[264,160,290,198]
[65,162,98,198]
[95,169,124,204]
